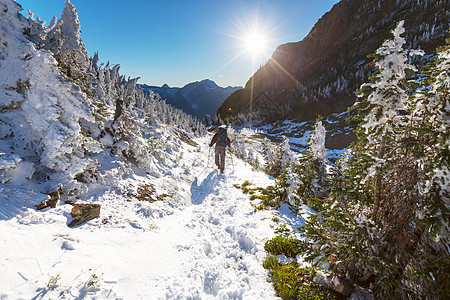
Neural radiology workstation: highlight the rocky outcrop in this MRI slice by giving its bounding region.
[35,191,60,210]
[68,203,100,227]
[218,0,449,122]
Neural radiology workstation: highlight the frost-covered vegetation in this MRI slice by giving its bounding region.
[1,1,281,298]
[1,0,205,196]
[1,0,448,298]
[247,22,449,299]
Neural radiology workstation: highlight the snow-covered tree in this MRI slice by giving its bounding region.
[297,23,449,299]
[24,10,56,48]
[258,119,331,213]
[0,0,95,190]
[352,20,424,220]
[411,39,450,213]
[203,114,212,126]
[286,117,329,212]
[3,0,207,184]
[400,39,450,298]
[261,137,283,177]
[308,119,327,163]
[280,136,296,171]
[45,0,89,80]
[262,138,275,173]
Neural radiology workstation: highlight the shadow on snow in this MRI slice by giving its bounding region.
[190,170,221,205]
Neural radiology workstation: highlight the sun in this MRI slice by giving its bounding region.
[243,31,267,57]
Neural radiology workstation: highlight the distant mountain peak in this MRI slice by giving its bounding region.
[141,79,242,119]
[200,79,218,88]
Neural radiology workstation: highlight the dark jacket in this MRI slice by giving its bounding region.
[209,130,231,147]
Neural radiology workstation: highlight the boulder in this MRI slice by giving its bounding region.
[329,276,354,297]
[350,288,373,300]
[68,203,100,227]
[35,191,60,210]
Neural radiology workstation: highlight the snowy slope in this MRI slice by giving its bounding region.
[0,134,282,299]
[0,1,306,299]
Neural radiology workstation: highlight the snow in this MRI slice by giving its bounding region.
[309,120,327,162]
[0,135,282,299]
[277,203,314,232]
[255,114,352,159]
[0,1,318,298]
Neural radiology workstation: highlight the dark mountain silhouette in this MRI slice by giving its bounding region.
[140,80,242,120]
[218,0,449,125]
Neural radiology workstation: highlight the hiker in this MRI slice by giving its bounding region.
[209,125,231,174]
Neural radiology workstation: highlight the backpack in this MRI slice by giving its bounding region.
[217,128,228,147]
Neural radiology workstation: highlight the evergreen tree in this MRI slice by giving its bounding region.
[262,137,283,177]
[297,22,448,298]
[24,10,56,48]
[258,118,330,213]
[280,136,296,171]
[45,0,89,80]
[288,117,329,212]
[402,39,450,298]
[45,16,63,56]
[350,20,424,221]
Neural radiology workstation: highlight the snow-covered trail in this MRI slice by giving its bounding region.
[149,168,277,299]
[0,135,279,299]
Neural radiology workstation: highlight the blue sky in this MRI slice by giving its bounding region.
[19,0,339,88]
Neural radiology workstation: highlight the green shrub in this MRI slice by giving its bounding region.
[263,256,340,300]
[242,180,251,188]
[264,235,304,258]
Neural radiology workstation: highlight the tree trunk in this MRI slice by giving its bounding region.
[114,98,124,123]
[372,135,386,222]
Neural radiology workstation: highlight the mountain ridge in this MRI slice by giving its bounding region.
[218,0,449,123]
[140,79,242,120]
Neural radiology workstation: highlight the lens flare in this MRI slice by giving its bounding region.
[244,32,266,57]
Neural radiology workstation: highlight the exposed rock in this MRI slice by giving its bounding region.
[135,183,156,202]
[133,183,167,203]
[35,191,60,210]
[350,288,373,300]
[179,133,198,147]
[68,203,100,227]
[75,167,100,183]
[218,0,449,127]
[16,79,30,96]
[328,276,354,297]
